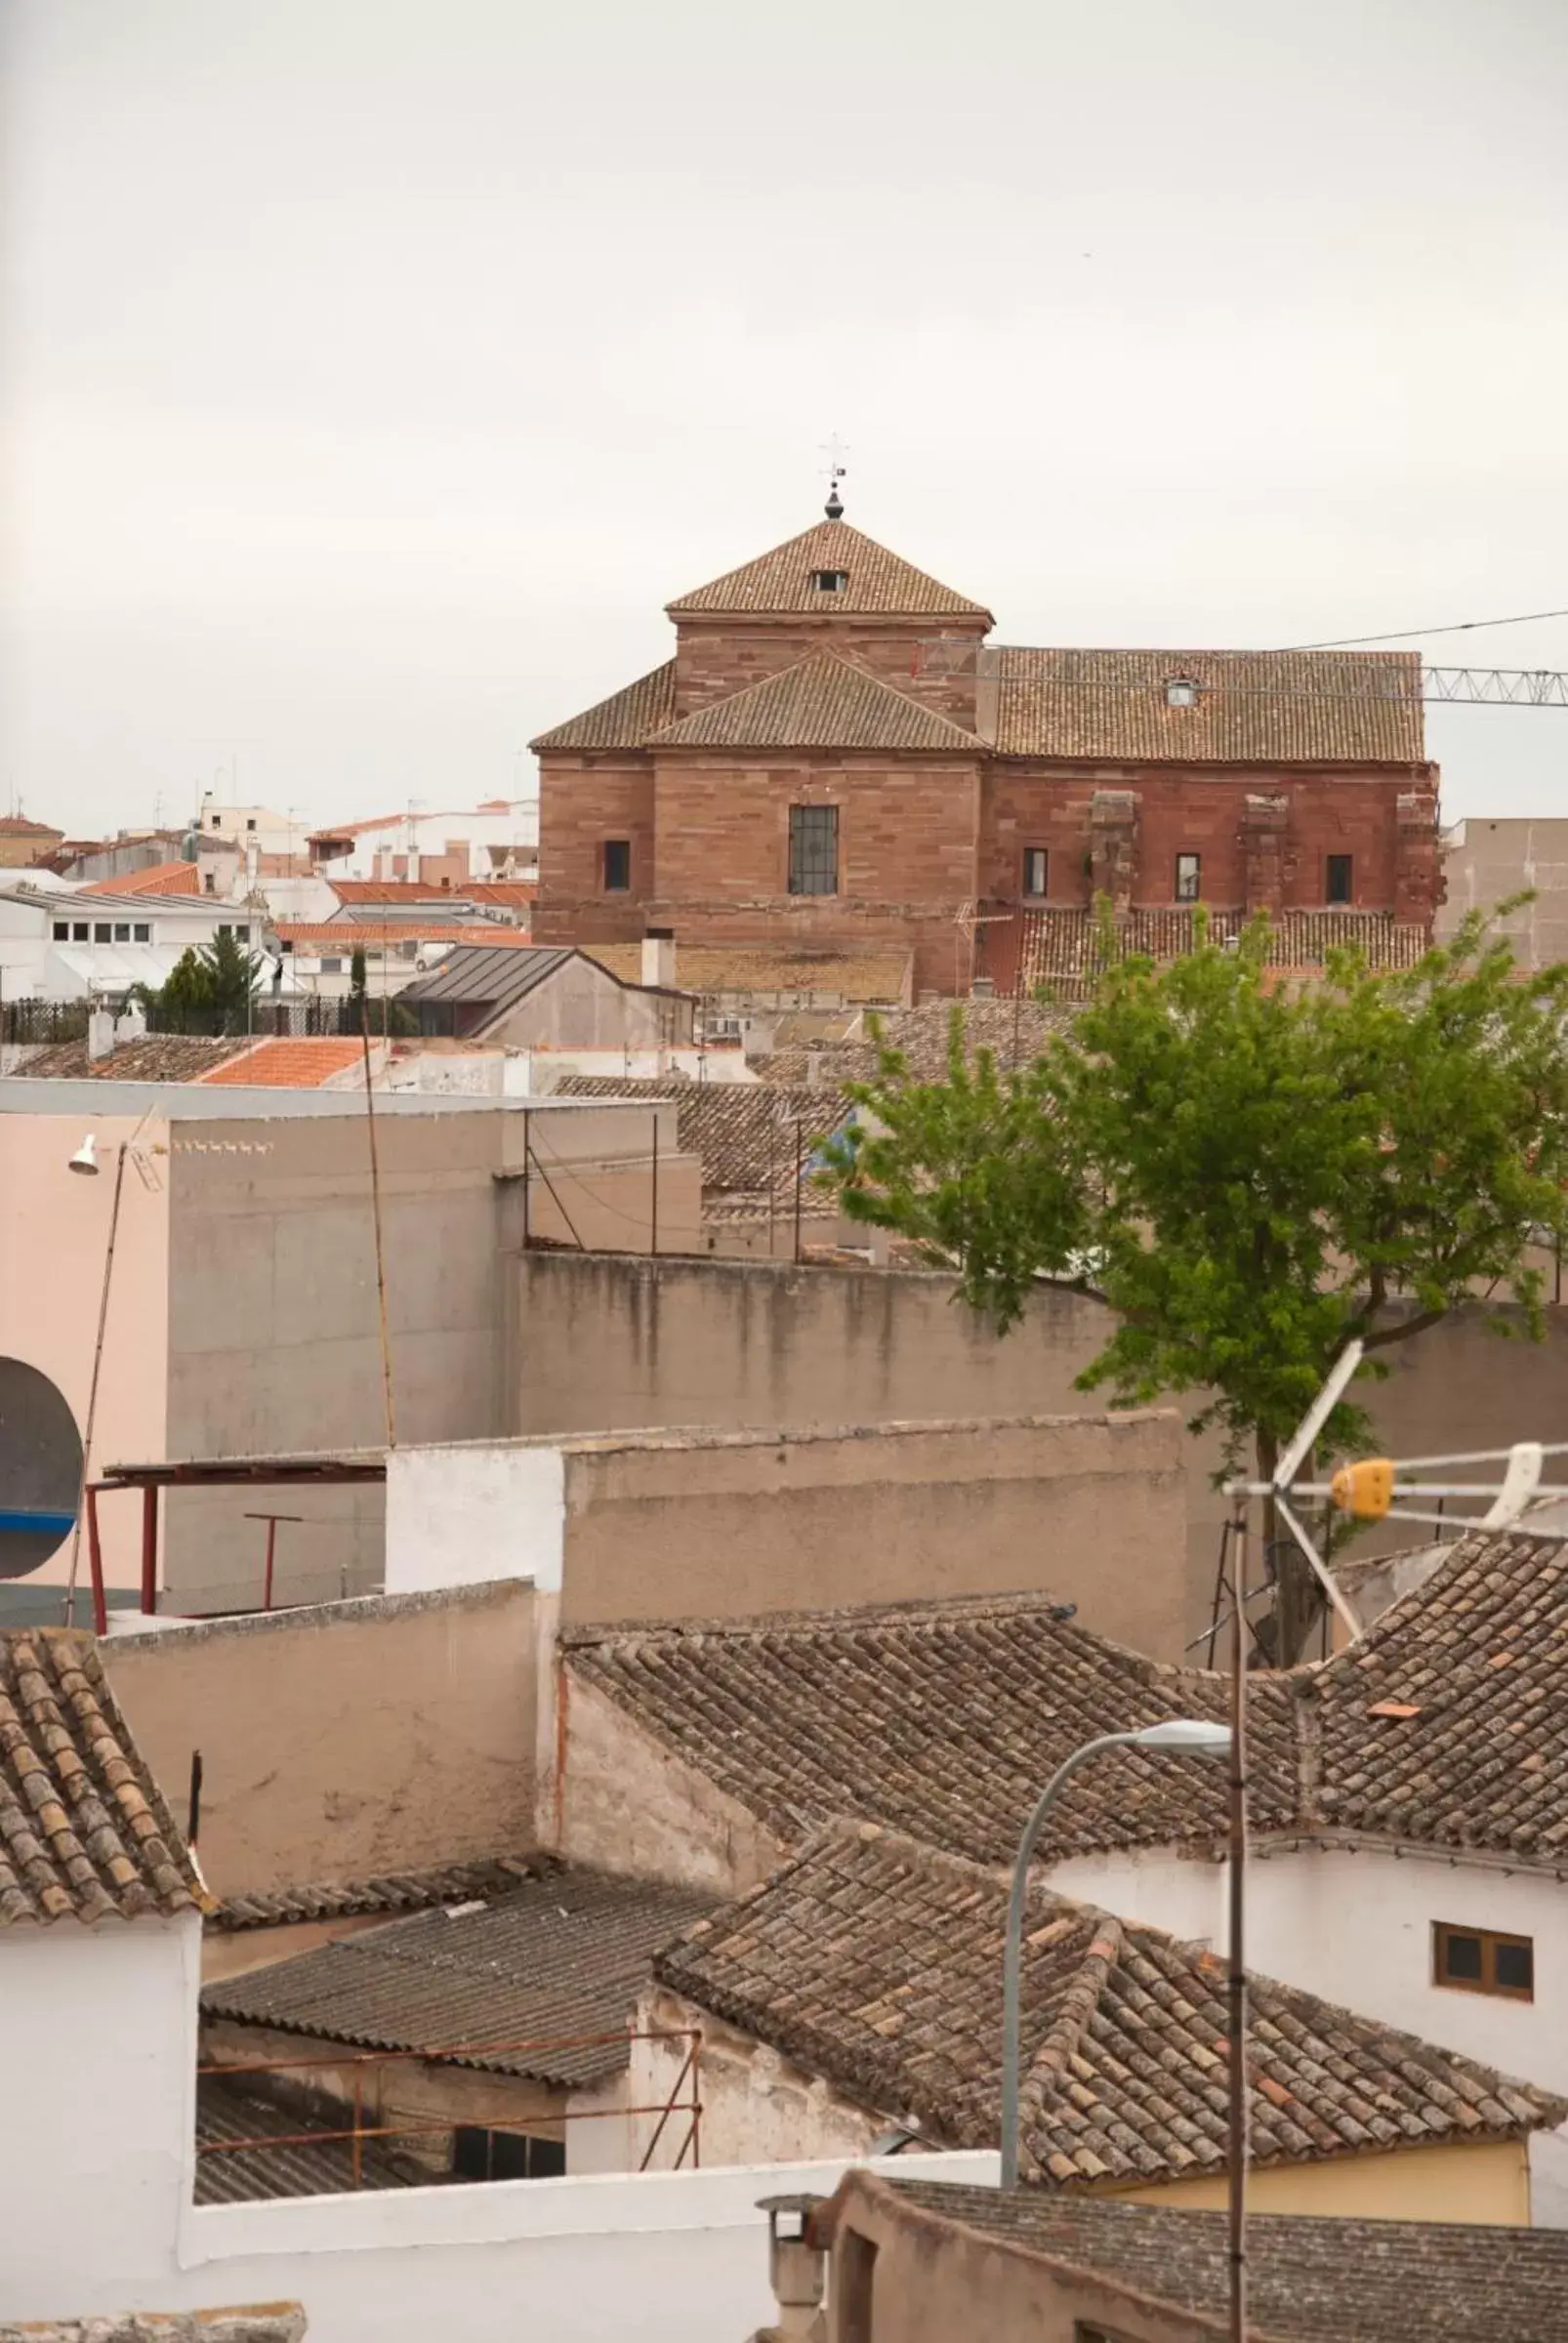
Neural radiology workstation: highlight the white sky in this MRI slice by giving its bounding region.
[3,0,1566,840]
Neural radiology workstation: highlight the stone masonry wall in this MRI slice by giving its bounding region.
[672,616,986,726]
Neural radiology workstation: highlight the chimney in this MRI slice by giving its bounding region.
[755,2197,827,2342]
[86,1007,117,1063]
[970,975,995,999]
[641,927,677,990]
[114,1001,148,1047]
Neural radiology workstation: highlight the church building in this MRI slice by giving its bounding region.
[530,497,1441,996]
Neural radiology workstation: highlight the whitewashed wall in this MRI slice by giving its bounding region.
[1049,1842,1568,2098]
[384,1438,565,1593]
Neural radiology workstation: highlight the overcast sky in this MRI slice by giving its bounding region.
[3,0,1565,841]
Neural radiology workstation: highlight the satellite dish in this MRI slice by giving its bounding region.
[0,1358,83,1580]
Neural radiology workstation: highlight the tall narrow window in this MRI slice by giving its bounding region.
[1176,853,1201,902]
[1326,852,1353,905]
[788,805,839,896]
[1023,846,1049,898]
[603,839,632,892]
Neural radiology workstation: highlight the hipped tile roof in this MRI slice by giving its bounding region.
[14,1036,253,1083]
[552,1076,849,1198]
[565,1588,1275,1867]
[0,1629,204,1925]
[211,1853,541,1932]
[530,660,678,753]
[646,651,982,754]
[200,1039,368,1089]
[567,1528,1568,1873]
[666,519,991,619]
[657,1821,1564,2185]
[993,646,1427,763]
[201,1869,715,2085]
[78,860,202,897]
[883,2179,1568,2342]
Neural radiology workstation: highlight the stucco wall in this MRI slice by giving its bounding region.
[103,1581,537,1898]
[1109,2136,1530,2224]
[0,1110,172,1592]
[634,1988,880,2173]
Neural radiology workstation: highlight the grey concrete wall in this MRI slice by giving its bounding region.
[484,958,693,1048]
[104,1579,537,1897]
[159,1101,694,1611]
[555,1411,1188,1653]
[511,1255,1568,1650]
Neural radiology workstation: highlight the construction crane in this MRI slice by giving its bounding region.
[911,640,1568,706]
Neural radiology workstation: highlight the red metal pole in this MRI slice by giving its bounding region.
[86,1486,107,1636]
[141,1482,158,1615]
[264,1517,277,1612]
[352,2067,364,2189]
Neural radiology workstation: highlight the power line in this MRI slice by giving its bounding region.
[1286,605,1568,652]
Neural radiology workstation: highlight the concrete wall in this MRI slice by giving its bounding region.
[1439,817,1568,966]
[103,1581,537,1899]
[388,1409,1186,1650]
[0,1109,172,1593]
[1110,2137,1530,2224]
[159,1101,696,1612]
[482,959,693,1049]
[510,1256,1568,1648]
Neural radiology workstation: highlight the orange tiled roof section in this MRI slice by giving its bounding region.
[656,1821,1565,2186]
[0,1628,205,1925]
[273,922,534,947]
[201,1039,367,1088]
[647,650,981,754]
[328,880,535,906]
[993,646,1426,764]
[529,660,678,753]
[667,519,992,620]
[77,860,201,897]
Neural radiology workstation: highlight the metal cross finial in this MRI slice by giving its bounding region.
[819,434,848,519]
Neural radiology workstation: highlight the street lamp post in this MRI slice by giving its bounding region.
[999,1716,1233,2191]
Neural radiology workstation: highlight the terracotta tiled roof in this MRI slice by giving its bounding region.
[882,2179,1568,2342]
[647,651,981,754]
[992,646,1427,763]
[0,1628,204,1925]
[529,660,678,753]
[0,2314,307,2342]
[1000,907,1432,999]
[201,1039,368,1088]
[657,1821,1564,2184]
[564,1587,1286,1867]
[750,1001,1080,1090]
[273,922,526,947]
[584,943,911,1005]
[78,860,202,897]
[13,1036,254,1083]
[327,880,469,903]
[456,881,536,906]
[195,2074,420,2201]
[201,1869,716,2085]
[211,1853,541,1932]
[1303,1528,1568,1860]
[552,1077,848,1197]
[666,520,991,619]
[0,814,62,838]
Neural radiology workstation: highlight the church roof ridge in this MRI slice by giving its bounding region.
[666,518,992,621]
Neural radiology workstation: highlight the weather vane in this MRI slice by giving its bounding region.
[819,433,848,519]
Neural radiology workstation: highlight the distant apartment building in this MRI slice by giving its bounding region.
[307,802,539,886]
[530,502,1443,995]
[0,811,65,869]
[1440,816,1568,967]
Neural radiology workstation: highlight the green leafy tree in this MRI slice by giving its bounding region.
[155,946,218,1030]
[824,908,1568,1662]
[350,944,368,1003]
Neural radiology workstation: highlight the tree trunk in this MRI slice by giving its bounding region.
[1258,1423,1322,1667]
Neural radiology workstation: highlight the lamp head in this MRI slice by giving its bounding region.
[1131,1718,1232,1758]
[67,1134,100,1176]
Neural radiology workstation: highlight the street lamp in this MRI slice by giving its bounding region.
[1000,1717,1233,2189]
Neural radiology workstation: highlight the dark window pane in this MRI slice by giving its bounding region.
[603,839,631,892]
[1496,1940,1534,1993]
[452,2125,491,2180]
[526,2134,566,2178]
[1442,1931,1483,1981]
[1327,853,1352,904]
[133,925,150,942]
[789,804,838,896]
[812,569,848,592]
[94,923,112,942]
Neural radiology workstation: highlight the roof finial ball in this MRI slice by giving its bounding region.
[819,434,848,520]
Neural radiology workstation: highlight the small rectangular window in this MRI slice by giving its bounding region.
[52,922,68,940]
[452,2125,565,2182]
[788,804,839,896]
[133,924,150,942]
[603,839,632,892]
[319,957,343,974]
[217,922,229,935]
[210,814,222,829]
[94,922,112,942]
[236,924,250,941]
[1176,853,1201,902]
[245,817,256,831]
[1326,853,1353,905]
[812,569,848,592]
[1023,846,1049,898]
[113,922,130,942]
[1434,1921,1533,2001]
[72,922,89,941]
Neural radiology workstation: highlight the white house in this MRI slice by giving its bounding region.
[1,876,268,1004]
[307,802,538,885]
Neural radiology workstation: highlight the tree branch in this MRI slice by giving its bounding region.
[1361,1307,1448,1353]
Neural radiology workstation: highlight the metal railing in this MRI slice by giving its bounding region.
[197,2027,704,2185]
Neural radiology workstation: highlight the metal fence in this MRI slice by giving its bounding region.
[2,994,423,1045]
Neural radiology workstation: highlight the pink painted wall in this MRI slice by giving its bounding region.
[0,1112,171,1589]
